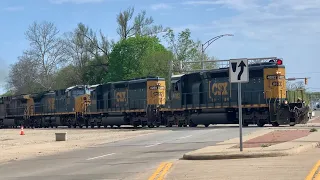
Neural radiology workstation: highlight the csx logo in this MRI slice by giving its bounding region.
[116,92,126,102]
[212,82,228,96]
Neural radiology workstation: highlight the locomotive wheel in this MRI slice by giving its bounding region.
[148,125,154,128]
[189,123,197,127]
[289,122,296,126]
[272,122,279,127]
[204,124,209,127]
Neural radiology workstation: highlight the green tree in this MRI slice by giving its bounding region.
[107,36,172,82]
[64,23,113,85]
[1,90,14,97]
[163,28,216,74]
[83,55,109,84]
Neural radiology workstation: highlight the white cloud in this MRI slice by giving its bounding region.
[50,0,104,4]
[183,0,258,11]
[150,3,173,10]
[3,6,24,12]
[179,0,320,42]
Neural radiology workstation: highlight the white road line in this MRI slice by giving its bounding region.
[145,143,161,148]
[86,153,116,160]
[178,135,193,139]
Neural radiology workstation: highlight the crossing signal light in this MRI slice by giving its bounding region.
[305,78,308,85]
[269,59,283,65]
[276,59,283,65]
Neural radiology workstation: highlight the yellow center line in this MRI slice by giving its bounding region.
[148,162,167,180]
[157,162,173,180]
[305,160,320,180]
[149,162,173,180]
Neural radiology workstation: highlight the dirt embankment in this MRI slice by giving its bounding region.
[0,128,162,164]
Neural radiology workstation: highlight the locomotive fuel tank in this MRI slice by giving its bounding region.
[101,113,129,126]
[3,119,15,127]
[190,109,237,125]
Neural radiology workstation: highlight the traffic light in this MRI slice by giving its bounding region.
[305,78,308,85]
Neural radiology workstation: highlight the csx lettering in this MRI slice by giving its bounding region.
[212,82,228,96]
[116,92,126,102]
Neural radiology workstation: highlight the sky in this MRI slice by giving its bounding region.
[1,0,320,94]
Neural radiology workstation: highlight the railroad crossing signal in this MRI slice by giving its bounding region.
[229,59,249,83]
[229,58,249,152]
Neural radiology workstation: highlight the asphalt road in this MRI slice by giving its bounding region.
[0,126,260,180]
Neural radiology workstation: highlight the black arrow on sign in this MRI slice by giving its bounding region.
[231,62,237,72]
[237,61,246,80]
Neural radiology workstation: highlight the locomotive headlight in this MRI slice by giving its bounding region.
[283,100,288,105]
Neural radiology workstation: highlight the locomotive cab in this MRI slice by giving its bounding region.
[65,85,90,113]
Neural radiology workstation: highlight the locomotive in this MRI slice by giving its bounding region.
[0,57,310,128]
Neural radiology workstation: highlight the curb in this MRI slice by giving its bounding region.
[182,142,320,160]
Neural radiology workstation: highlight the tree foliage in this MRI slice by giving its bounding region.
[25,21,67,90]
[5,7,216,95]
[116,7,167,40]
[7,53,43,94]
[107,36,172,82]
[163,28,215,74]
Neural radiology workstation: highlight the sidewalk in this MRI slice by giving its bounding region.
[166,147,320,180]
[183,128,320,160]
[165,126,320,180]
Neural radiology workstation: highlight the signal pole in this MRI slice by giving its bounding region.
[286,77,310,85]
[201,34,234,70]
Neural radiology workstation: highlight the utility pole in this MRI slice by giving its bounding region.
[168,58,173,100]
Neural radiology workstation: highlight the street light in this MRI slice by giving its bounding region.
[201,34,234,70]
